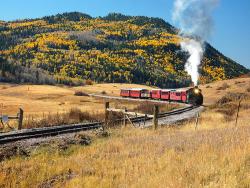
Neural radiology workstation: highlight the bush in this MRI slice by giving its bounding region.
[85,79,93,85]
[217,92,247,106]
[217,83,230,90]
[101,91,107,95]
[133,102,178,115]
[246,86,250,92]
[74,91,89,96]
[235,81,245,84]
[216,103,238,120]
[213,92,249,121]
[23,108,104,129]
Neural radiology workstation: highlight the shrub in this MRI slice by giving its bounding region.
[216,103,238,121]
[217,83,230,90]
[213,92,249,121]
[23,108,105,129]
[241,103,250,110]
[235,81,245,84]
[133,102,178,115]
[74,91,89,96]
[217,92,247,106]
[101,91,107,95]
[246,86,250,92]
[85,79,93,85]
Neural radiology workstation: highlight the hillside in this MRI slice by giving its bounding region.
[0,12,248,87]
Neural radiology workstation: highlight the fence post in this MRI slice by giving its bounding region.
[104,102,110,130]
[153,105,159,130]
[18,108,24,130]
[123,107,127,127]
[235,99,242,127]
[195,112,200,130]
[144,114,147,127]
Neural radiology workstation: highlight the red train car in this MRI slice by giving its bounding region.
[129,89,141,98]
[170,88,191,103]
[151,89,161,100]
[120,89,130,97]
[181,90,188,103]
[170,90,182,101]
[160,89,171,100]
[129,89,150,98]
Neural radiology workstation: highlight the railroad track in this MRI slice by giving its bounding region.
[0,105,199,145]
[0,122,102,145]
[118,105,198,123]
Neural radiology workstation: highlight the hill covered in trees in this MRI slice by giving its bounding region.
[0,12,248,87]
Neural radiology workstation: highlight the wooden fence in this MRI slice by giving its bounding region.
[104,102,159,130]
[0,108,24,130]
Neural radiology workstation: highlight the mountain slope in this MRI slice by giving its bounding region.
[0,12,248,87]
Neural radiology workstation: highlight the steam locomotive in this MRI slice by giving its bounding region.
[120,86,203,106]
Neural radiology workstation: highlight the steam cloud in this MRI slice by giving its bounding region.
[172,0,219,85]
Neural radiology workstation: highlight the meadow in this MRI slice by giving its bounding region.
[0,110,249,187]
[0,77,250,187]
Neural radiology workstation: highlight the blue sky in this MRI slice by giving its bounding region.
[0,0,249,68]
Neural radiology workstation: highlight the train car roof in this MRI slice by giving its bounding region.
[161,89,173,92]
[121,88,149,91]
[121,87,197,91]
[178,88,189,91]
[151,89,161,91]
[171,87,194,92]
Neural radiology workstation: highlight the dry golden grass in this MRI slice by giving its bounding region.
[0,83,178,130]
[1,78,250,187]
[0,83,154,116]
[22,108,105,129]
[200,77,250,105]
[0,109,249,188]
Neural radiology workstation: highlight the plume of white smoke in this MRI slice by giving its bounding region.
[172,0,219,85]
[181,39,203,86]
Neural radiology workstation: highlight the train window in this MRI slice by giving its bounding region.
[176,93,181,96]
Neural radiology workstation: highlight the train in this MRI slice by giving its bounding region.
[120,86,203,106]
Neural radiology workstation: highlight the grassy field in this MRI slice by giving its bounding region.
[0,78,250,187]
[0,83,159,129]
[0,83,152,116]
[0,111,249,187]
[0,77,249,116]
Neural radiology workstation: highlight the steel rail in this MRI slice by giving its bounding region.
[0,123,102,144]
[112,105,198,123]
